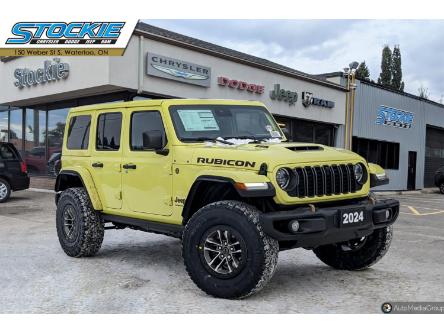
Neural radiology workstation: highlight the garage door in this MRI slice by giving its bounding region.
[424,126,444,187]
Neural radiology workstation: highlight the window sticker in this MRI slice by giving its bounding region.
[177,110,220,131]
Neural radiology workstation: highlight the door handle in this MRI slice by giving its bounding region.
[92,162,103,168]
[122,163,137,170]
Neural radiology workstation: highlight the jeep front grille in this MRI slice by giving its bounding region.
[287,164,357,197]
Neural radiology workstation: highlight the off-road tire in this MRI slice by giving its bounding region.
[56,187,104,257]
[313,226,393,270]
[439,182,444,194]
[0,178,11,203]
[182,200,279,299]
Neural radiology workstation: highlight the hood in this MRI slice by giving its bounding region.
[189,142,364,171]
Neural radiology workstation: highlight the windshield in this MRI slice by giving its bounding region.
[169,105,283,142]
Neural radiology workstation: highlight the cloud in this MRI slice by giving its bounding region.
[145,19,444,102]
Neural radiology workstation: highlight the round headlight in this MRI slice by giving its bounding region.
[354,163,364,184]
[276,168,291,190]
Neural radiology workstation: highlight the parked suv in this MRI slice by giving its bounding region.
[55,99,399,299]
[0,143,30,203]
[434,166,444,194]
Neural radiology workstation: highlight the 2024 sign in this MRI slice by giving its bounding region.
[342,210,365,224]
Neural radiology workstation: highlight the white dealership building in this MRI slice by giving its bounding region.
[0,22,347,181]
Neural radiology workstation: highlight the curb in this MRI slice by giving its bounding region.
[374,188,439,196]
[27,188,55,194]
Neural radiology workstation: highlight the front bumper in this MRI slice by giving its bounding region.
[259,198,399,248]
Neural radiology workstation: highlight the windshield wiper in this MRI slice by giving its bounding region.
[181,137,235,145]
[224,136,267,143]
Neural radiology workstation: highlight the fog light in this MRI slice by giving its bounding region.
[385,209,391,220]
[288,220,300,233]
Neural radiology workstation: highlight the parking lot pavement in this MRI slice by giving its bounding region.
[0,190,443,314]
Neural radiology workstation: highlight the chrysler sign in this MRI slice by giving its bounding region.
[14,58,69,89]
[147,53,211,87]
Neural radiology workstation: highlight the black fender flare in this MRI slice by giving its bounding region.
[182,175,275,221]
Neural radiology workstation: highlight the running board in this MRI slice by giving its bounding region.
[101,214,183,239]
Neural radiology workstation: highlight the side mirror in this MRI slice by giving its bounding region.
[142,130,163,150]
[142,130,169,155]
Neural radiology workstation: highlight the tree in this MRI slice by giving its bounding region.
[355,61,370,81]
[418,85,429,99]
[391,45,404,91]
[378,45,392,87]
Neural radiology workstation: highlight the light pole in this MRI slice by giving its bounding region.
[343,61,359,150]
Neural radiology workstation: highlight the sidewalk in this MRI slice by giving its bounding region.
[374,187,439,196]
[29,176,55,191]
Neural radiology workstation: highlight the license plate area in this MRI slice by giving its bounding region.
[339,207,367,227]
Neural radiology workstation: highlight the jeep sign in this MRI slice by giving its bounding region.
[270,84,298,105]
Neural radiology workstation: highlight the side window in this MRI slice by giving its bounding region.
[96,112,122,151]
[130,111,166,151]
[67,115,91,150]
[0,145,17,160]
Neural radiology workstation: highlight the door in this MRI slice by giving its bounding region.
[407,151,417,190]
[122,109,173,216]
[89,111,123,209]
[424,126,444,187]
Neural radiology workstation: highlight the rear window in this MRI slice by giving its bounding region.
[0,144,18,160]
[67,115,91,150]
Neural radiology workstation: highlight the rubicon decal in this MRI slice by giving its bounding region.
[6,22,126,45]
[197,157,256,168]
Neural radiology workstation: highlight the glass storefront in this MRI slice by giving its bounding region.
[24,109,47,175]
[0,91,139,177]
[274,115,336,146]
[9,108,23,153]
[0,107,8,142]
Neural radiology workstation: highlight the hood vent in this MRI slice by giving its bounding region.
[286,146,323,152]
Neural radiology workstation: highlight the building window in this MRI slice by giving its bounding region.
[96,113,122,151]
[24,109,47,175]
[0,109,8,142]
[9,108,23,154]
[274,116,336,146]
[67,115,91,150]
[352,136,399,169]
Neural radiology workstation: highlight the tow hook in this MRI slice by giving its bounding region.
[368,192,377,205]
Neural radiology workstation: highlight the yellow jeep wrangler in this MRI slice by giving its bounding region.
[55,99,399,299]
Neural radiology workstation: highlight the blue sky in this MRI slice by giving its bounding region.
[144,20,444,102]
